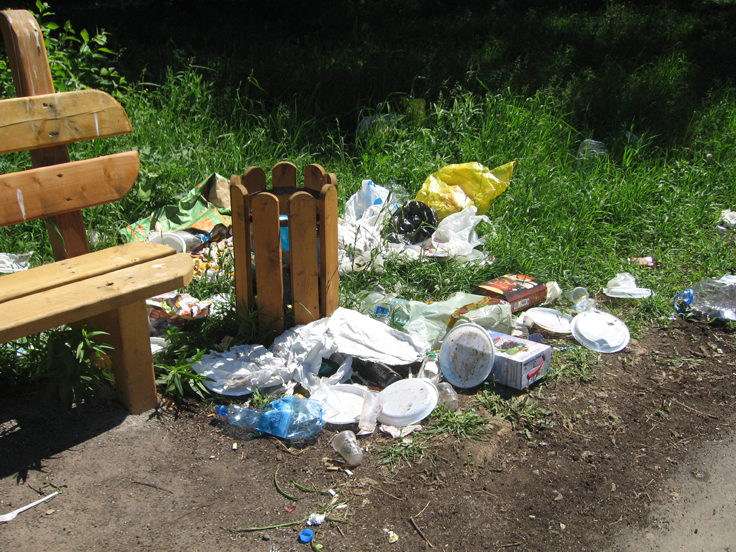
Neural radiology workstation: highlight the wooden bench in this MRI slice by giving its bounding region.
[0,10,193,414]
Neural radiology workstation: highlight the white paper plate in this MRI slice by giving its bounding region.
[438,323,495,388]
[604,287,653,299]
[311,384,367,425]
[525,308,573,334]
[571,310,630,353]
[377,379,438,427]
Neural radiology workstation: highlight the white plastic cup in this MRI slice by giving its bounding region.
[565,287,595,312]
[331,430,363,466]
[147,231,203,253]
[147,232,187,253]
[357,390,384,435]
[172,231,204,252]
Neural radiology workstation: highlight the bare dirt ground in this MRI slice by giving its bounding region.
[1,315,735,552]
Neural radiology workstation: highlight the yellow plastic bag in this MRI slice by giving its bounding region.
[415,161,516,220]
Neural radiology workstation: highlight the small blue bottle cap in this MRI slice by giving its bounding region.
[298,528,314,543]
[674,289,694,313]
[215,405,228,416]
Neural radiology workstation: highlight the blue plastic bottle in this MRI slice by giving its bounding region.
[216,396,325,440]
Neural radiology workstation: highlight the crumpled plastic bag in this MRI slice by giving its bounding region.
[428,205,491,257]
[344,179,389,221]
[402,292,488,349]
[193,308,428,397]
[191,345,292,395]
[415,161,516,220]
[385,200,438,245]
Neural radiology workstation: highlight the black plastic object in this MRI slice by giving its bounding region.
[328,353,402,388]
[358,361,402,388]
[385,200,438,245]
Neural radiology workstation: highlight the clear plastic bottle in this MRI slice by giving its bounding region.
[215,396,325,440]
[675,278,736,321]
[388,297,411,327]
[436,382,459,411]
[417,351,440,385]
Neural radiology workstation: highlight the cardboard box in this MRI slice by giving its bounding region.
[472,273,547,313]
[487,330,552,389]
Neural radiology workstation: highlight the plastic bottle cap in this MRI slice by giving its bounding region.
[215,405,227,416]
[299,529,314,543]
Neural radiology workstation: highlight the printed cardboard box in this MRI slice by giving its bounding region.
[487,330,552,389]
[472,273,547,313]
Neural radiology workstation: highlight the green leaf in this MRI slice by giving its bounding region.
[80,28,89,44]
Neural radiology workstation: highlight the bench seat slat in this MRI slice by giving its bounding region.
[0,151,139,226]
[0,252,194,343]
[0,90,133,154]
[0,242,177,303]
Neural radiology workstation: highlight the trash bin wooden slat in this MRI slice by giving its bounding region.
[251,191,284,335]
[289,191,320,325]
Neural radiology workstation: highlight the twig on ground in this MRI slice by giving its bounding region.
[409,516,434,548]
[414,501,431,517]
[672,398,718,419]
[132,481,173,494]
[369,484,404,501]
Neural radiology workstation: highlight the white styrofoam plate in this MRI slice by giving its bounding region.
[571,310,630,353]
[525,307,574,334]
[377,379,438,427]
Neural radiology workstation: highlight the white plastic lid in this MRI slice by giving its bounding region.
[438,323,495,388]
[571,310,630,353]
[377,379,438,427]
[525,307,573,334]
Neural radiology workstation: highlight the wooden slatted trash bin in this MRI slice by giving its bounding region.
[230,162,339,335]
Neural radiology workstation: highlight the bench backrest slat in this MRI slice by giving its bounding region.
[0,151,140,226]
[0,90,133,154]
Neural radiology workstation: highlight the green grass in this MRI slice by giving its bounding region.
[3,1,736,406]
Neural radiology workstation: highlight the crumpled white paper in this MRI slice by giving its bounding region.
[191,345,292,396]
[192,308,427,395]
[0,251,33,273]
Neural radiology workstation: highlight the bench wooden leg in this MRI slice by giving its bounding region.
[86,301,158,414]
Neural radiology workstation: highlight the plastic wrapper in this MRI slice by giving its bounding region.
[415,161,515,220]
[146,292,213,336]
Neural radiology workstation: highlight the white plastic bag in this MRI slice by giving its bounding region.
[429,206,492,257]
[344,180,390,222]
